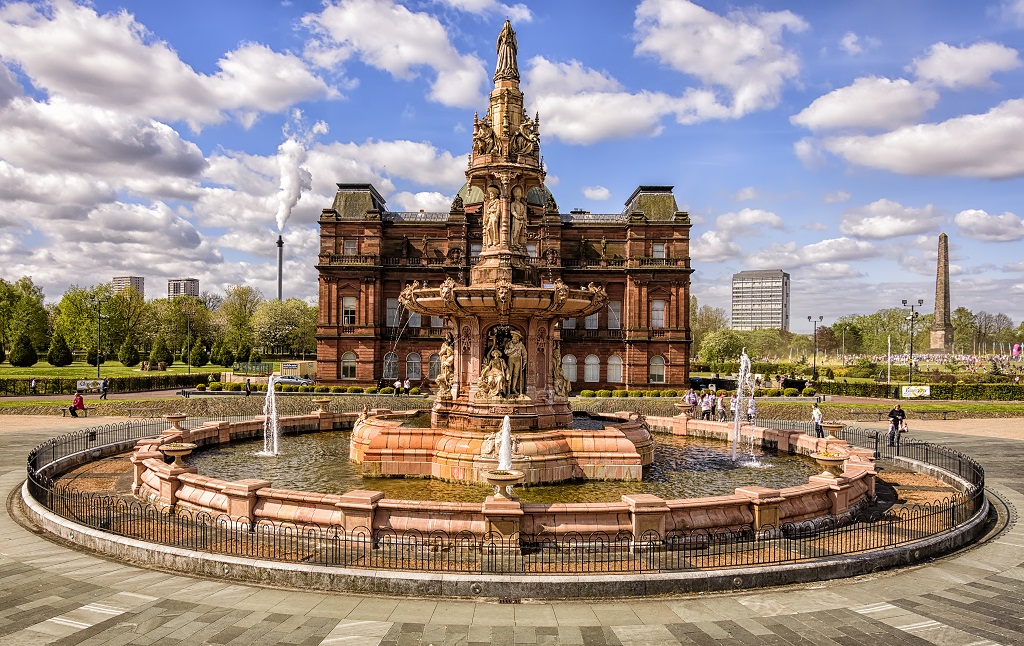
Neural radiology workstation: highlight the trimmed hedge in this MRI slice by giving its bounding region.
[783,388,800,397]
[0,372,222,396]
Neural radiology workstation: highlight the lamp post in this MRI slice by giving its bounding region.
[902,299,924,384]
[808,315,823,380]
[91,297,109,379]
[186,308,192,375]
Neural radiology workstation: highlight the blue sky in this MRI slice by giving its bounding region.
[1,0,1023,333]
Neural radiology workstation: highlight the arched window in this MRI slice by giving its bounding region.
[562,354,578,382]
[341,352,357,379]
[383,352,398,380]
[428,353,441,380]
[584,355,600,382]
[406,353,422,380]
[607,355,623,383]
[649,355,666,384]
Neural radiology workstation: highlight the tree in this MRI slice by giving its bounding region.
[741,328,787,360]
[831,319,864,357]
[9,332,38,367]
[47,333,73,367]
[106,287,157,353]
[697,329,744,364]
[149,335,174,366]
[0,276,49,353]
[189,340,209,367]
[219,345,235,367]
[689,296,729,358]
[86,347,106,365]
[0,341,4,364]
[119,335,141,367]
[218,285,263,353]
[950,307,976,354]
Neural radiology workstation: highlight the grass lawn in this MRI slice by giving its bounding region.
[0,361,224,379]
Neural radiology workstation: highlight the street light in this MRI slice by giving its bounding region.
[808,315,823,380]
[91,297,109,379]
[902,299,924,384]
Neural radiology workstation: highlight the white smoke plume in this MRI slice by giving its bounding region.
[274,109,328,232]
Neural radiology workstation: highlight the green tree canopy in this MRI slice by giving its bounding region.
[0,276,49,353]
[217,285,263,353]
[47,332,73,367]
[119,335,141,367]
[148,334,174,366]
[9,332,38,367]
[697,329,744,364]
[689,296,729,358]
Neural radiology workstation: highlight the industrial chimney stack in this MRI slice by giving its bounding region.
[276,235,284,301]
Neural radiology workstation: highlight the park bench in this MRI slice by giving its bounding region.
[848,410,888,422]
[916,410,957,420]
[59,407,89,418]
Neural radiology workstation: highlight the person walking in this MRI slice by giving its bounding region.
[716,392,727,422]
[887,404,906,447]
[729,393,738,421]
[699,391,712,420]
[404,378,411,395]
[30,378,37,395]
[811,402,824,438]
[100,378,109,400]
[393,379,402,396]
[747,397,756,423]
[244,379,252,397]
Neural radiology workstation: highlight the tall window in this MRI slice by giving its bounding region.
[585,313,599,329]
[562,354,578,382]
[342,296,357,325]
[386,298,400,327]
[562,317,576,329]
[406,353,422,380]
[383,352,398,379]
[652,242,666,259]
[584,355,600,382]
[651,299,666,329]
[341,352,357,379]
[408,311,421,327]
[343,240,357,255]
[471,243,482,260]
[527,243,538,257]
[431,316,444,328]
[607,301,622,329]
[428,353,441,379]
[649,355,666,383]
[607,355,623,383]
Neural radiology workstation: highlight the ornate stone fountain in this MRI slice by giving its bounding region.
[350,21,653,485]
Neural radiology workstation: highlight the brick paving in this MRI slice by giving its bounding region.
[1,416,1022,645]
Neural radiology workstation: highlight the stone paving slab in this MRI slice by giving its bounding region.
[2,418,1023,645]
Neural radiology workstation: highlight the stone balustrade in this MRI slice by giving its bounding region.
[131,411,876,541]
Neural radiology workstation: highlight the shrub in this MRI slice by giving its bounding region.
[119,336,141,367]
[219,346,235,368]
[9,333,37,367]
[209,382,223,391]
[612,390,629,397]
[314,385,330,393]
[381,386,395,394]
[196,384,206,391]
[330,386,346,393]
[364,386,378,394]
[149,335,173,367]
[225,382,241,391]
[802,387,816,397]
[409,387,422,395]
[661,389,677,397]
[298,385,311,392]
[645,390,661,397]
[783,387,800,397]
[628,390,644,397]
[189,341,209,368]
[596,389,612,398]
[283,385,296,392]
[248,349,262,363]
[345,386,361,393]
[580,390,596,397]
[47,333,73,367]
[86,346,106,366]
[765,388,782,397]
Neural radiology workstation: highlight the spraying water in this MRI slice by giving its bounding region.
[497,415,513,471]
[731,349,754,462]
[258,374,280,456]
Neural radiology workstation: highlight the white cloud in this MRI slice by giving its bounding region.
[391,191,453,212]
[823,190,851,204]
[791,77,938,132]
[954,209,1024,241]
[302,0,486,108]
[808,263,863,279]
[793,138,827,168]
[438,0,532,22]
[839,199,939,239]
[839,32,862,55]
[821,99,1024,179]
[633,0,807,117]
[1002,0,1024,24]
[733,186,758,201]
[690,230,741,262]
[715,208,783,236]
[582,186,610,200]
[910,42,1021,89]
[747,237,877,269]
[0,1,336,129]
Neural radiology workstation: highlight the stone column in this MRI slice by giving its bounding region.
[222,479,271,524]
[622,494,668,546]
[930,233,954,352]
[335,490,384,533]
[736,486,785,530]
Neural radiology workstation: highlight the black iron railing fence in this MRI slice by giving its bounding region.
[26,421,986,575]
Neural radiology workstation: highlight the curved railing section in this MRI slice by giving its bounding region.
[25,420,986,575]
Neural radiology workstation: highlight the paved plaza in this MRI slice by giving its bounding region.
[1,415,1022,645]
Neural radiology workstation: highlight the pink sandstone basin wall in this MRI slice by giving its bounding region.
[131,410,876,540]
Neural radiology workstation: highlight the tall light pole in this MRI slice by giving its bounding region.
[902,299,924,384]
[91,297,109,379]
[186,308,192,375]
[808,315,823,380]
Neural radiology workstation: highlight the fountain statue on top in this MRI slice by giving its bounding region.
[349,21,653,486]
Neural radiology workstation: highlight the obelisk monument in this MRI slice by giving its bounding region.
[929,233,954,353]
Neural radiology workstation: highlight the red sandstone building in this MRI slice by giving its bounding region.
[316,33,693,392]
[316,183,693,391]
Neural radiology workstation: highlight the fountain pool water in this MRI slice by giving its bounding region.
[185,429,818,504]
[257,374,279,456]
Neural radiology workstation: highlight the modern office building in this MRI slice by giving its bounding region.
[111,276,144,299]
[731,270,790,331]
[167,278,199,300]
[315,28,693,390]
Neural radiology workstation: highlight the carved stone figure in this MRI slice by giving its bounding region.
[480,431,497,456]
[510,118,538,156]
[483,186,501,248]
[398,280,420,308]
[478,345,508,398]
[600,237,607,257]
[451,194,464,211]
[436,332,456,400]
[473,120,496,156]
[439,277,457,309]
[494,278,512,316]
[552,279,569,309]
[504,330,527,397]
[551,339,570,397]
[510,187,527,250]
[494,20,519,82]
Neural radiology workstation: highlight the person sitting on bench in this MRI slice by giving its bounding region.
[69,393,85,418]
